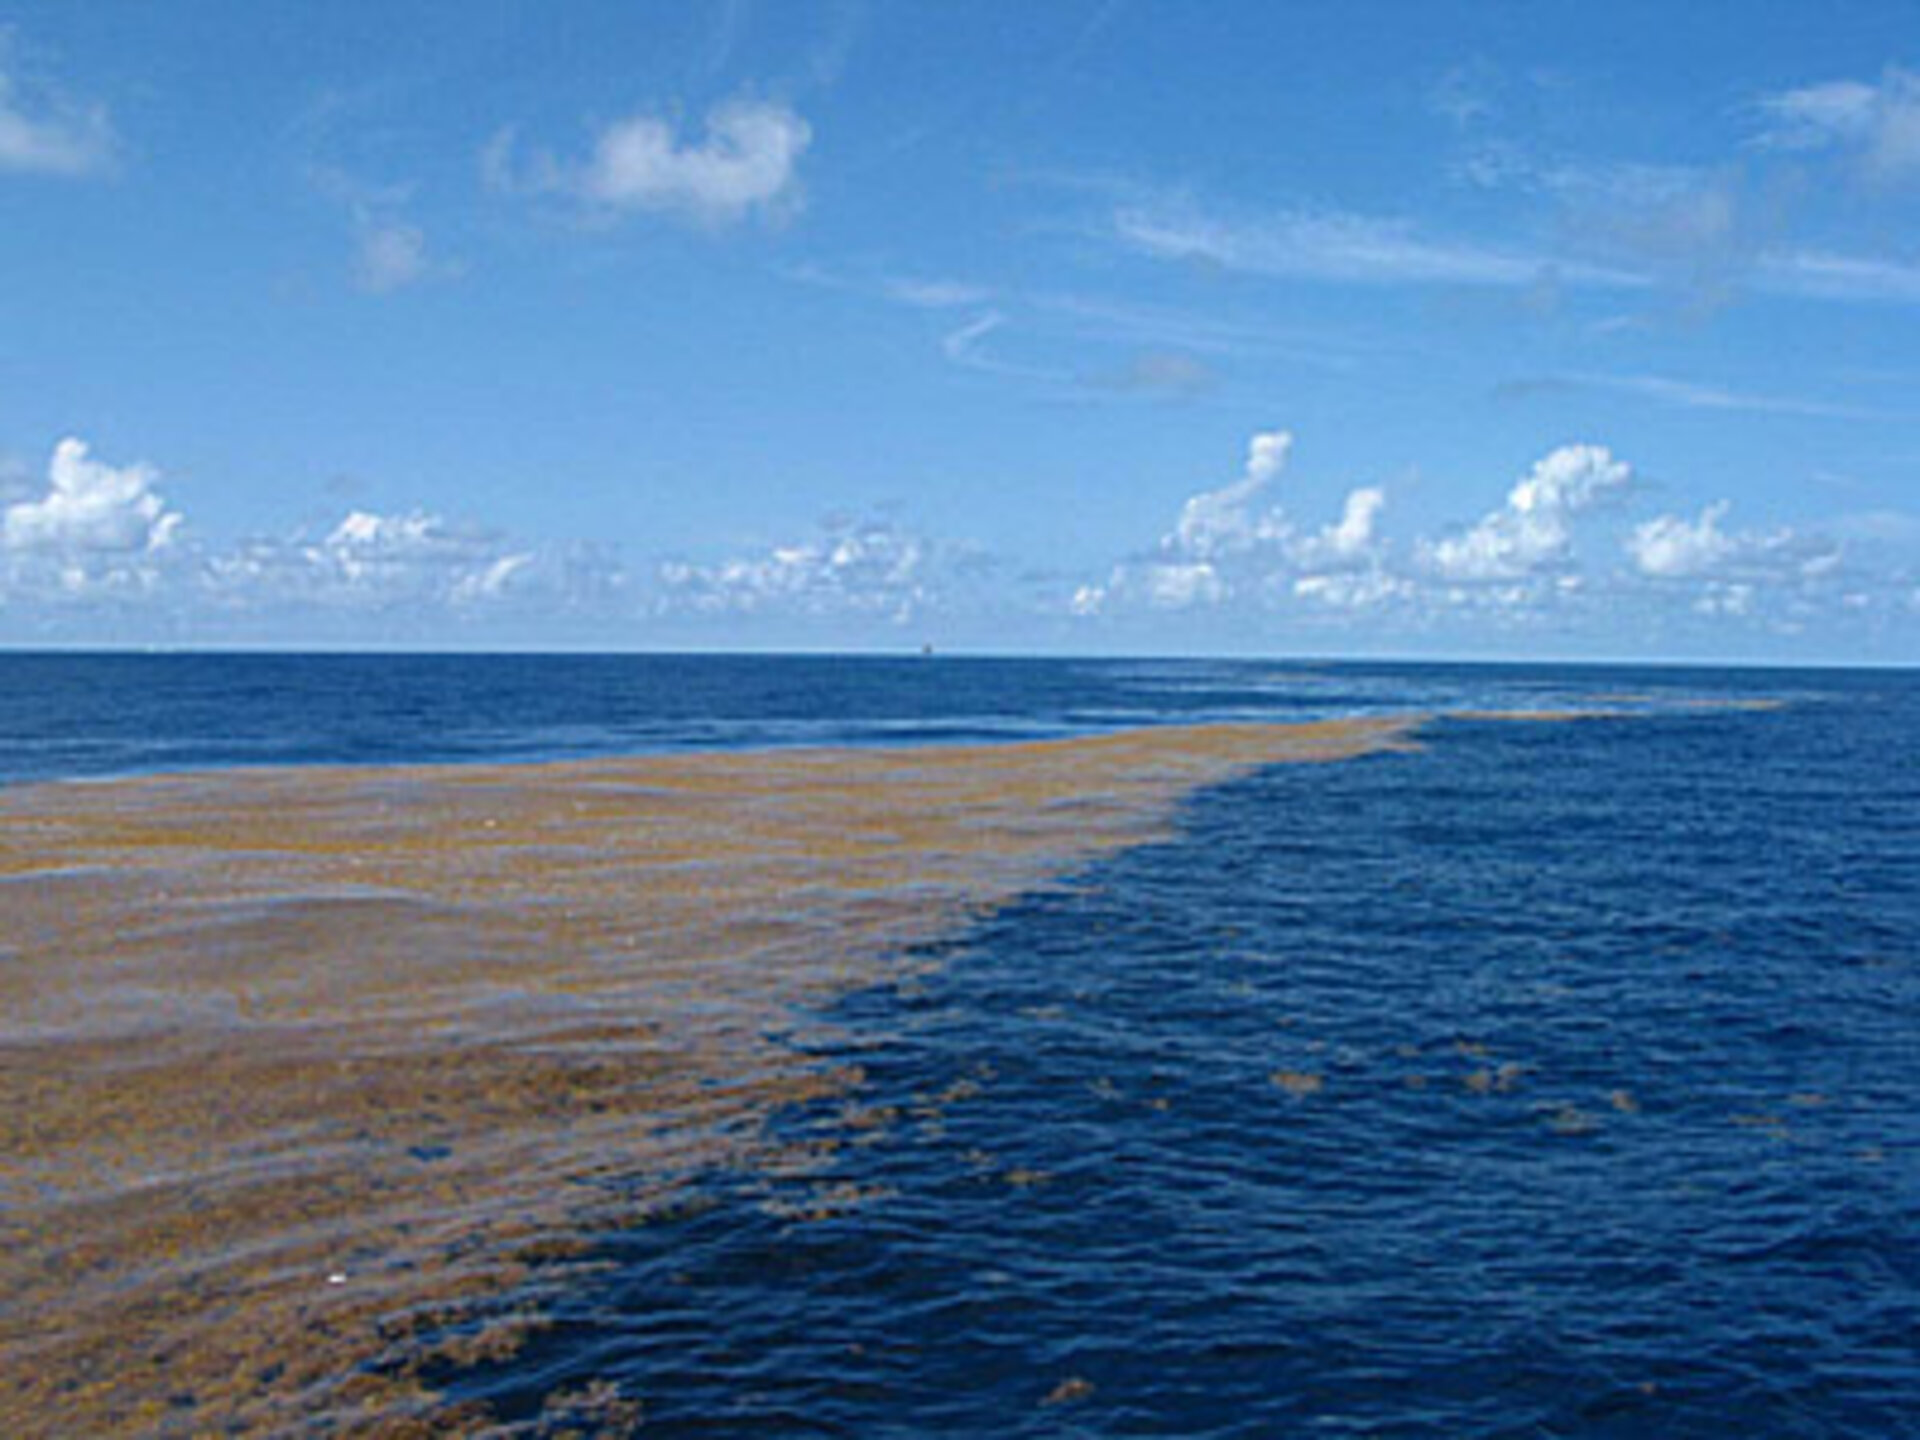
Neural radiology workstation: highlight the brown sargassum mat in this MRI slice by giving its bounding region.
[0,718,1410,1436]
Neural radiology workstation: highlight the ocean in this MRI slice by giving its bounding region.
[1,654,1915,1437]
[0,651,1845,784]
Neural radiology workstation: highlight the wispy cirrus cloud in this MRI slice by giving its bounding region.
[937,310,1071,383]
[1752,249,1920,305]
[782,263,1251,396]
[1753,68,1920,185]
[1032,290,1358,363]
[1082,349,1218,400]
[353,221,431,294]
[939,310,1007,368]
[1429,65,1920,312]
[1503,370,1888,421]
[1429,59,1501,131]
[779,261,995,310]
[312,168,448,295]
[881,275,993,309]
[1111,199,1642,290]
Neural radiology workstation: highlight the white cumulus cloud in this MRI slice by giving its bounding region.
[498,96,811,226]
[1069,582,1107,616]
[1292,568,1410,610]
[1694,581,1756,617]
[1083,431,1402,614]
[1141,560,1223,610]
[1625,501,1844,620]
[1081,430,1293,612]
[0,441,624,630]
[1067,431,1916,645]
[659,518,941,622]
[1290,485,1386,572]
[1166,430,1293,559]
[1627,501,1738,578]
[1420,444,1630,582]
[202,507,563,616]
[3,438,180,554]
[301,509,532,604]
[201,510,616,624]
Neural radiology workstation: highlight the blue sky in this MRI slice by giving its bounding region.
[2,0,1917,659]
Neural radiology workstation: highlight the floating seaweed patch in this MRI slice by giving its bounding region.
[0,716,1410,1436]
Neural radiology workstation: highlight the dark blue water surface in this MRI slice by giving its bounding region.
[5,654,1917,1435]
[0,650,1843,786]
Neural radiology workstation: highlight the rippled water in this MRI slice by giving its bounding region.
[3,656,1915,1435]
[434,690,1919,1437]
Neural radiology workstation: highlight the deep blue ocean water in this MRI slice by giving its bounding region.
[4,654,1916,1435]
[0,651,1846,785]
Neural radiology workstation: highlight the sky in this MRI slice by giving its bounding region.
[2,0,1918,661]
